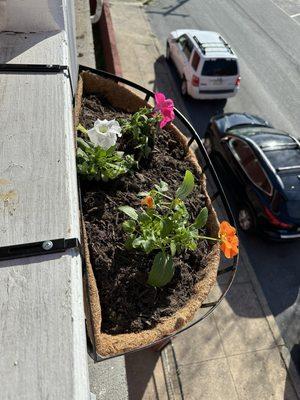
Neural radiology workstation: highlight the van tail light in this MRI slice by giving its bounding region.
[263,206,292,229]
[192,75,200,87]
[235,76,241,86]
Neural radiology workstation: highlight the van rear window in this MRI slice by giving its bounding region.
[201,59,238,76]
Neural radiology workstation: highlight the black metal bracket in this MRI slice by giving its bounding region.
[0,63,74,98]
[0,63,79,263]
[0,238,81,262]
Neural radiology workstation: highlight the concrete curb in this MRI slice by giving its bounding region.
[75,0,96,68]
[97,0,122,76]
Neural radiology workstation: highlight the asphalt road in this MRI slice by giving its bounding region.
[146,0,300,369]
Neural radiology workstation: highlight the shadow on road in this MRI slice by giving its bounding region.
[153,55,226,138]
[291,344,300,374]
[284,344,300,398]
[152,53,300,368]
[146,0,190,18]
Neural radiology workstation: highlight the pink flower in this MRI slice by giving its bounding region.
[154,92,175,128]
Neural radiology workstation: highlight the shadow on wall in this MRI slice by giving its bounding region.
[0,31,60,64]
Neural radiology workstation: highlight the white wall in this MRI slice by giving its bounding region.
[0,0,65,32]
[0,0,88,398]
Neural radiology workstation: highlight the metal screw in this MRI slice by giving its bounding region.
[42,241,53,251]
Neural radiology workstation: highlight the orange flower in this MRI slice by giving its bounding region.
[219,221,239,258]
[141,195,155,208]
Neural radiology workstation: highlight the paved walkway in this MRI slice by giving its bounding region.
[109,1,300,399]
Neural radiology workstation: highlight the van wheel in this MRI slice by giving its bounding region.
[166,42,170,60]
[181,78,188,96]
[238,205,256,232]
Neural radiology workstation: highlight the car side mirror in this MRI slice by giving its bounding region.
[221,136,230,142]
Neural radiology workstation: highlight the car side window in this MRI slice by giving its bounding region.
[191,51,200,71]
[177,35,193,60]
[229,138,273,195]
[177,35,188,50]
[183,39,194,60]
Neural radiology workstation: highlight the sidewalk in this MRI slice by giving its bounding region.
[108,1,300,399]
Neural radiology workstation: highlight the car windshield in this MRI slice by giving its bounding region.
[252,132,295,148]
[264,149,300,169]
[201,59,238,76]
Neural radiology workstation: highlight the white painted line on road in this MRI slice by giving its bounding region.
[268,0,300,26]
[291,13,300,18]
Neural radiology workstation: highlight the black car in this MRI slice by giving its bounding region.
[204,113,300,240]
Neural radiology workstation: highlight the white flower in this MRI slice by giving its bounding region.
[87,119,122,150]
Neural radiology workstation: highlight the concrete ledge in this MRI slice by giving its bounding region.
[75,0,96,68]
[97,0,122,75]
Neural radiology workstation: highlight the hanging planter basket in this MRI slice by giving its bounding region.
[75,67,238,361]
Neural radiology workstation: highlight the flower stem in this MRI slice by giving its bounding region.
[77,123,89,138]
[159,192,173,201]
[198,235,221,242]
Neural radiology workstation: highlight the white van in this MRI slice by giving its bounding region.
[166,30,240,100]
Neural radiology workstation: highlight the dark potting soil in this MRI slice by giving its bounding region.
[80,95,211,335]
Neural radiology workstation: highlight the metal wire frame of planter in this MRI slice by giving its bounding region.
[79,65,239,362]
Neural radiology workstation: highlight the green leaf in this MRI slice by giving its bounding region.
[124,236,135,250]
[77,123,89,135]
[170,241,176,257]
[194,207,208,229]
[154,181,169,193]
[122,220,136,233]
[147,252,174,287]
[144,144,152,158]
[176,170,195,200]
[77,137,91,149]
[76,148,88,159]
[106,145,116,155]
[76,138,136,182]
[132,237,144,248]
[138,213,151,224]
[118,206,138,220]
[142,238,156,253]
[161,218,173,238]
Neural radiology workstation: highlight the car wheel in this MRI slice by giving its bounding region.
[203,134,212,155]
[181,78,188,96]
[166,42,171,60]
[238,206,255,232]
